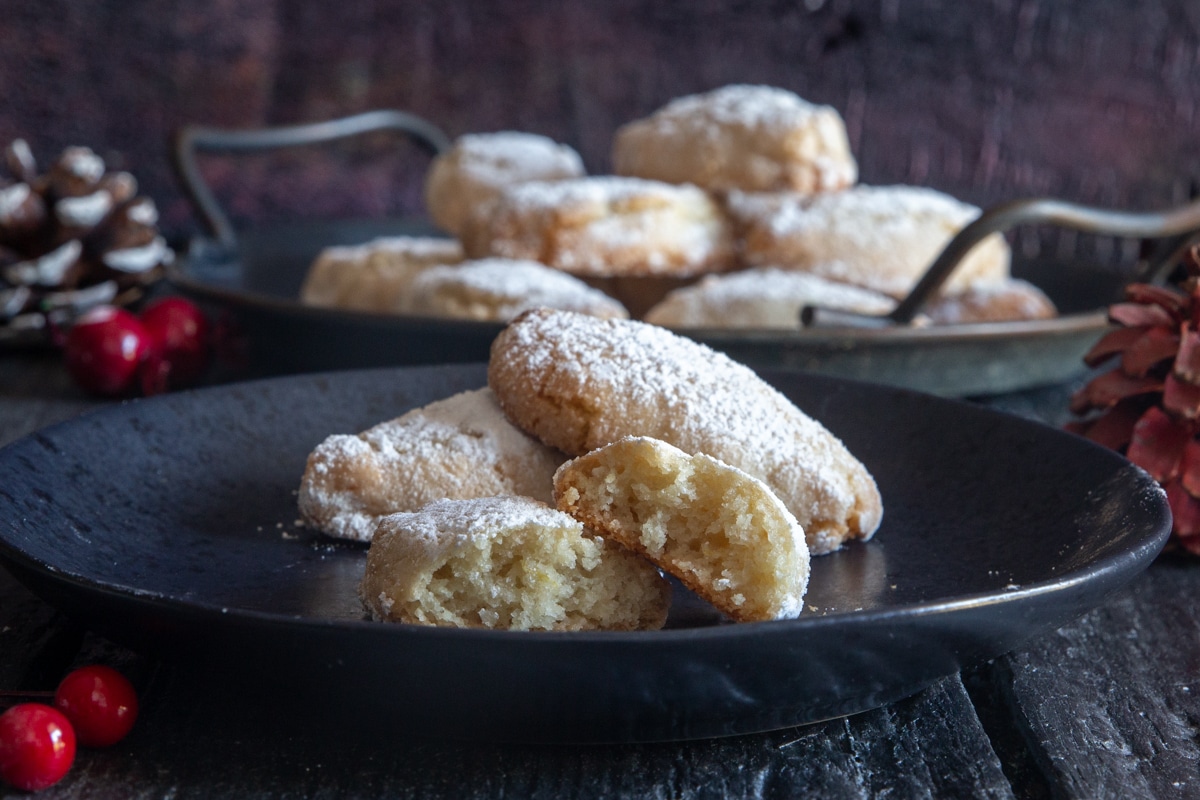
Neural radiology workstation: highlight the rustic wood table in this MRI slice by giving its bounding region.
[1,350,1196,799]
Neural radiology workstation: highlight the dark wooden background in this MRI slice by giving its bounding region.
[2,0,1199,254]
[4,7,1200,794]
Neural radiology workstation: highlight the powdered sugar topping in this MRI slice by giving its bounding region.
[366,235,463,261]
[299,388,563,541]
[500,175,708,213]
[412,258,627,319]
[497,309,874,545]
[482,176,729,276]
[378,495,580,557]
[647,267,895,328]
[653,84,833,133]
[732,185,976,241]
[453,131,585,183]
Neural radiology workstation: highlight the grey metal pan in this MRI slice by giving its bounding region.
[168,111,1200,395]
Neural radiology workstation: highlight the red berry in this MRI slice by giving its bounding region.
[139,297,210,391]
[0,703,76,792]
[63,306,151,396]
[54,666,138,748]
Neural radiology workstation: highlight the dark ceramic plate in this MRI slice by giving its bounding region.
[167,219,1120,396]
[0,365,1169,743]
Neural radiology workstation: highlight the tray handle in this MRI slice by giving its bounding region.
[172,110,452,251]
[805,196,1200,327]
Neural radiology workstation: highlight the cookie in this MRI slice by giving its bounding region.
[488,309,882,554]
[554,437,809,621]
[297,388,565,542]
[643,267,895,329]
[726,185,1011,298]
[424,132,585,237]
[299,236,463,312]
[408,258,628,321]
[921,278,1057,325]
[459,176,736,278]
[359,496,672,631]
[612,84,857,194]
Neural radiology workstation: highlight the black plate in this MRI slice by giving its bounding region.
[167,219,1120,396]
[0,365,1169,742]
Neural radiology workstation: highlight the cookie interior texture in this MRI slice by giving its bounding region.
[554,436,809,622]
[360,496,671,631]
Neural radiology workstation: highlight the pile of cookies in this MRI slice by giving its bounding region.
[299,308,883,631]
[300,84,1056,328]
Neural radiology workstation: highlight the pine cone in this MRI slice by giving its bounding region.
[0,139,172,345]
[1068,246,1200,553]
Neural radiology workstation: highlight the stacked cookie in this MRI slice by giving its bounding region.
[300,84,1055,328]
[300,132,637,322]
[300,309,884,631]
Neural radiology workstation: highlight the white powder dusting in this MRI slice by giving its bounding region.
[452,132,585,186]
[409,258,628,321]
[378,496,580,558]
[301,236,464,311]
[771,186,973,241]
[645,267,896,329]
[298,388,565,542]
[362,236,464,263]
[614,85,857,192]
[498,175,700,213]
[493,309,882,550]
[645,84,837,137]
[727,185,1010,297]
[478,176,732,277]
[923,279,1056,325]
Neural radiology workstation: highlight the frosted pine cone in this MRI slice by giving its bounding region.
[0,139,171,344]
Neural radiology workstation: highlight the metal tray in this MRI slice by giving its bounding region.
[167,111,1200,396]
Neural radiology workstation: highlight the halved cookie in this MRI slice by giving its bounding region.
[360,495,671,631]
[554,437,809,621]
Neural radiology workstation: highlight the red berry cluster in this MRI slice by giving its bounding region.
[64,296,209,396]
[0,666,138,792]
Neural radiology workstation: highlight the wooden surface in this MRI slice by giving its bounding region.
[0,353,1195,799]
[2,1,1199,244]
